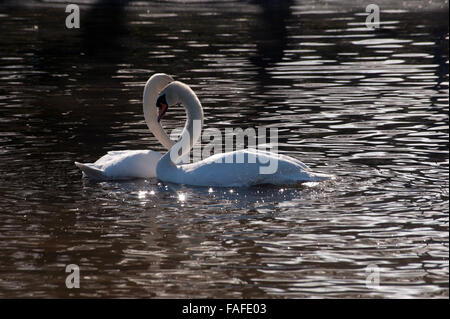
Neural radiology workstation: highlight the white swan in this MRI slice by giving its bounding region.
[75,73,175,180]
[155,81,331,187]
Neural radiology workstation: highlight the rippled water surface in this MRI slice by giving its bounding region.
[0,0,448,298]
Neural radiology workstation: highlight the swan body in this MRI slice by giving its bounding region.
[158,149,329,187]
[75,73,175,180]
[155,81,331,187]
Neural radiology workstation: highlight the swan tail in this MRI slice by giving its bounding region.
[309,172,334,182]
[74,162,107,180]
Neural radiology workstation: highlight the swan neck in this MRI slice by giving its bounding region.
[163,83,203,165]
[143,81,175,150]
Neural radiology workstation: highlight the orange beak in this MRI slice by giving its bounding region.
[157,103,168,122]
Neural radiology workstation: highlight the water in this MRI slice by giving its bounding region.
[0,0,448,298]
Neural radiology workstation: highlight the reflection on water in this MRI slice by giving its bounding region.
[0,0,448,298]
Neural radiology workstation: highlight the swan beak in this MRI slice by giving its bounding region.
[156,94,169,122]
[157,103,168,122]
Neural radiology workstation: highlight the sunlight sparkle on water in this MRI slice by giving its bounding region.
[138,190,155,199]
[138,191,147,199]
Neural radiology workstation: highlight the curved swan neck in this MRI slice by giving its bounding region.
[143,77,175,150]
[161,82,204,165]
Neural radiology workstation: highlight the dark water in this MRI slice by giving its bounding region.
[0,0,448,298]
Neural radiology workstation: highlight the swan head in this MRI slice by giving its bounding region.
[143,73,174,123]
[156,94,169,122]
[155,83,182,122]
[147,73,174,88]
[156,81,204,129]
